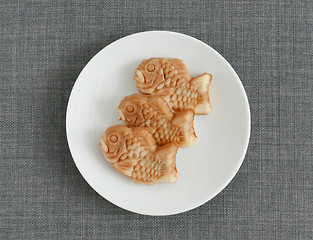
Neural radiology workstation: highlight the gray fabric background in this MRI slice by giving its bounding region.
[1,0,312,239]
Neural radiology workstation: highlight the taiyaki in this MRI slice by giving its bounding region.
[99,125,179,185]
[118,93,197,148]
[134,58,212,115]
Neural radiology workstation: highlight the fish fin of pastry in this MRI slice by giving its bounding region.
[149,96,174,119]
[191,73,212,115]
[172,109,198,148]
[113,158,137,177]
[154,143,179,183]
[131,127,157,152]
[153,87,176,103]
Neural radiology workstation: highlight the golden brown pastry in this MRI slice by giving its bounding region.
[99,125,179,185]
[134,58,212,115]
[118,93,197,148]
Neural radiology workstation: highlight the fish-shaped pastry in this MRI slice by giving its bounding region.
[134,58,212,115]
[118,93,197,148]
[99,125,179,185]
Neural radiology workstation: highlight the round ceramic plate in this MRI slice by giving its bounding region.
[66,31,250,216]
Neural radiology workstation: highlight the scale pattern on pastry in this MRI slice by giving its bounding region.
[118,93,197,148]
[134,58,212,115]
[99,125,179,185]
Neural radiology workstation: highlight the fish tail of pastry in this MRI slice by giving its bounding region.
[172,109,198,148]
[191,73,212,115]
[154,143,179,183]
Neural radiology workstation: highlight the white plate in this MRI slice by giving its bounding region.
[66,31,250,216]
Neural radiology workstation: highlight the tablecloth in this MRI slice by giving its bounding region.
[1,0,312,239]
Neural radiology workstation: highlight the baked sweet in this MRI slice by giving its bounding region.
[118,93,197,147]
[134,58,212,114]
[99,125,179,185]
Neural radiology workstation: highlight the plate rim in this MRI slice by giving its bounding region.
[66,30,251,216]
